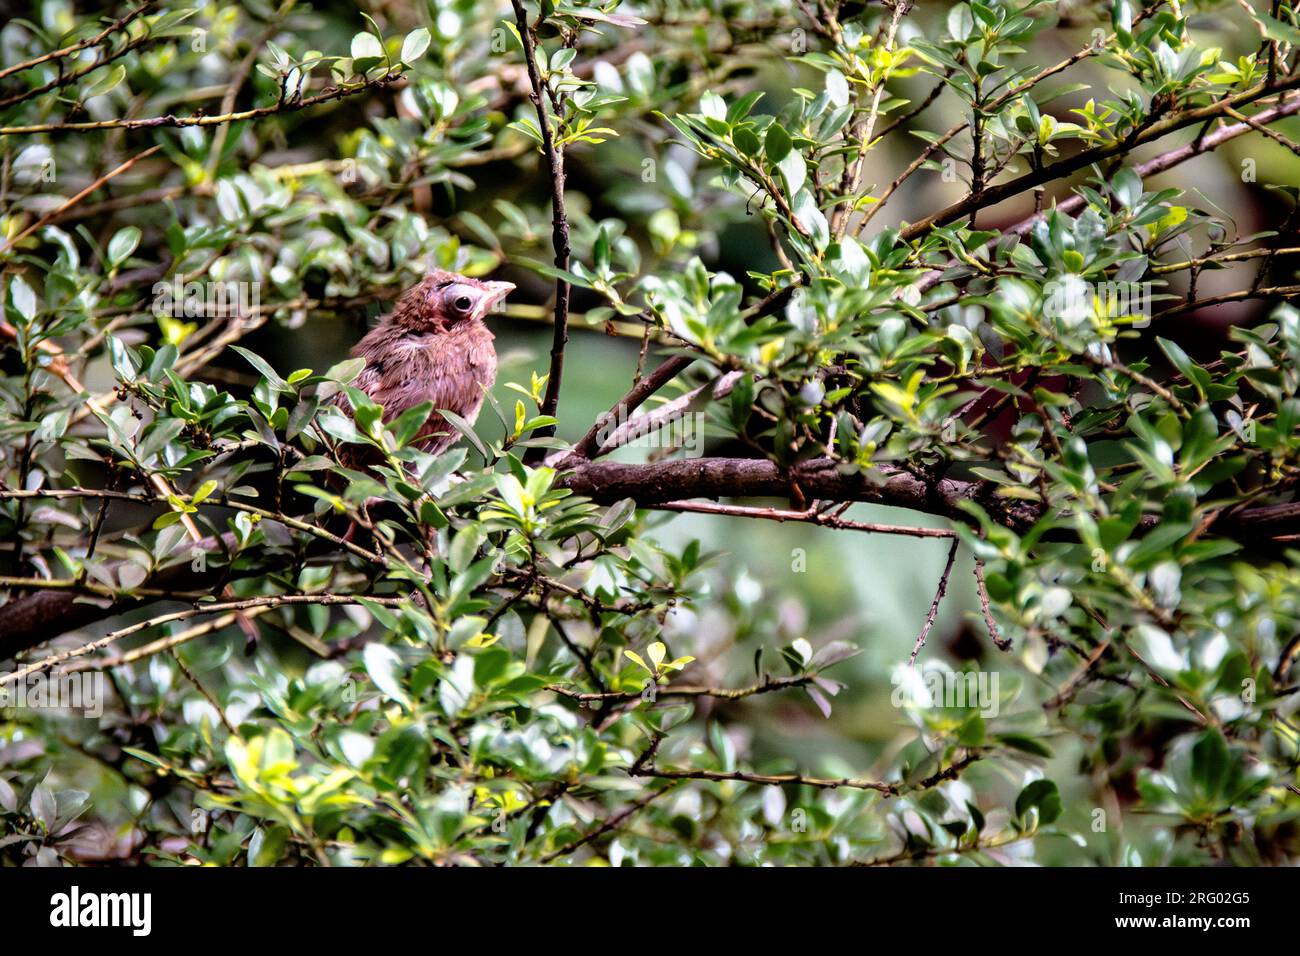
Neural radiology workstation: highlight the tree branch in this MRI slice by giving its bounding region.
[4,456,1299,663]
[546,672,815,704]
[0,72,401,135]
[1,593,406,685]
[0,2,154,83]
[649,499,956,538]
[909,538,960,666]
[537,786,676,863]
[1007,92,1300,239]
[512,0,572,461]
[559,280,801,464]
[904,75,1300,241]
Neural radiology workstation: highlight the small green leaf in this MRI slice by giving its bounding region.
[1015,779,1062,826]
[106,227,141,267]
[401,27,431,64]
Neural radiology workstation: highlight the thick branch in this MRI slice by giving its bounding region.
[4,461,1299,664]
[553,455,1300,538]
[556,456,1034,524]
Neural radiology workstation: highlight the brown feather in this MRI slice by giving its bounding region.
[336,271,512,468]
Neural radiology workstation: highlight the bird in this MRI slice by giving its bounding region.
[337,270,514,467]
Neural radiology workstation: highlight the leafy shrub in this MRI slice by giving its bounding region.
[1,0,1299,866]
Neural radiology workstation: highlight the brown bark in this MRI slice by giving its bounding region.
[2,458,1297,664]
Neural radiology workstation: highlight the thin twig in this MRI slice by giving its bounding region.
[1150,284,1300,321]
[538,786,677,863]
[1003,89,1300,241]
[0,145,161,255]
[0,72,400,134]
[206,2,296,178]
[630,764,897,793]
[0,2,154,83]
[57,609,274,674]
[1043,635,1112,709]
[972,559,1010,650]
[833,0,911,240]
[0,13,160,111]
[905,74,1300,241]
[651,499,957,538]
[856,27,1116,235]
[909,538,960,666]
[169,648,237,735]
[561,280,801,464]
[547,673,815,704]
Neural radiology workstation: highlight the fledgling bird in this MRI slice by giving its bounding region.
[340,270,514,465]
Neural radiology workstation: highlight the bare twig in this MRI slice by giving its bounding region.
[0,145,161,255]
[629,763,897,794]
[546,672,815,704]
[0,3,154,83]
[1043,635,1112,709]
[0,72,401,134]
[560,280,801,464]
[169,648,237,735]
[538,786,677,863]
[909,538,960,666]
[57,609,274,674]
[567,355,694,461]
[1150,284,1300,321]
[629,745,984,797]
[972,559,1010,650]
[650,499,956,538]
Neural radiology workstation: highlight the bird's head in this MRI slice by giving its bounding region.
[391,270,515,333]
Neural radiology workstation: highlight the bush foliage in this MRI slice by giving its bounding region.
[1,0,1300,866]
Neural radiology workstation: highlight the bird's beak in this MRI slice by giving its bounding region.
[482,281,516,313]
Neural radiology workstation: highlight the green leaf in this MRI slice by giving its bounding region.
[83,63,126,99]
[351,32,384,61]
[364,643,412,711]
[106,227,141,267]
[439,409,489,460]
[1015,779,1062,826]
[998,734,1053,758]
[777,148,806,196]
[764,123,792,162]
[401,28,431,64]
[1190,729,1230,799]
[7,276,36,321]
[230,346,290,391]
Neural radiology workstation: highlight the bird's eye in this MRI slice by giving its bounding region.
[453,294,473,313]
